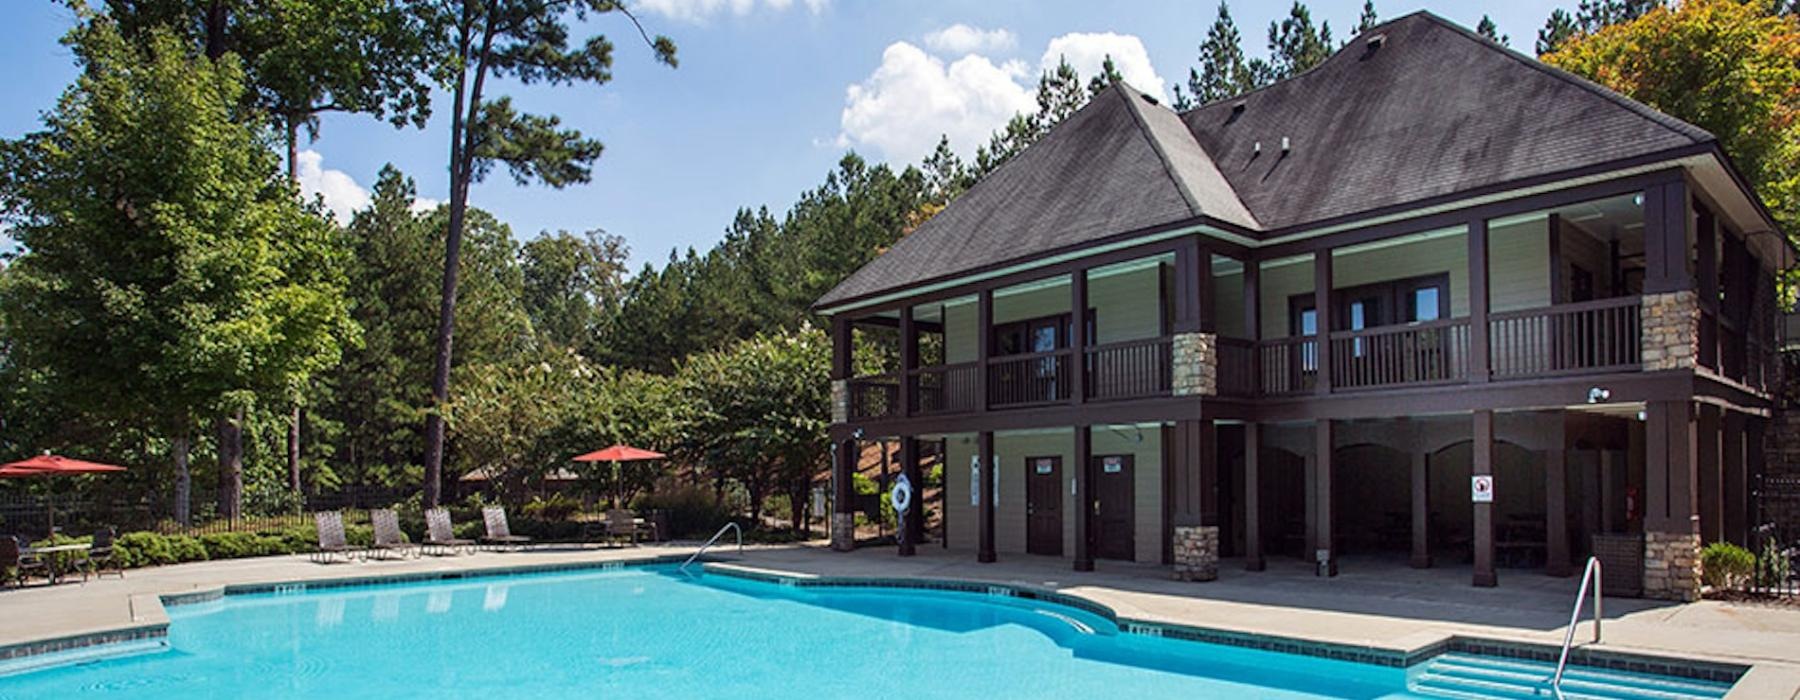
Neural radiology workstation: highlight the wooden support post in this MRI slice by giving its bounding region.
[1244,422,1264,571]
[899,436,920,556]
[1315,419,1336,576]
[1698,404,1723,544]
[977,290,993,412]
[1723,412,1747,548]
[898,306,915,418]
[1173,237,1204,333]
[1697,204,1718,370]
[1314,251,1333,394]
[1469,218,1491,384]
[832,437,857,552]
[1074,425,1094,571]
[1546,442,1572,577]
[1071,269,1087,405]
[1411,449,1432,569]
[978,430,996,563]
[831,315,853,381]
[1244,258,1262,389]
[1643,179,1694,294]
[1472,410,1497,587]
[1645,401,1699,533]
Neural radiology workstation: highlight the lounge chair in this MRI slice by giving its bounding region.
[480,506,532,551]
[2,535,51,586]
[367,509,419,560]
[70,528,123,581]
[312,511,360,564]
[424,507,476,556]
[605,509,643,547]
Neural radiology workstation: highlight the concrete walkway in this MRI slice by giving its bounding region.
[3,541,1798,697]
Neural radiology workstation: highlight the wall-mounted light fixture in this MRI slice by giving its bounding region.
[1587,386,1611,404]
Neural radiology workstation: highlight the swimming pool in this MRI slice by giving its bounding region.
[0,565,1735,699]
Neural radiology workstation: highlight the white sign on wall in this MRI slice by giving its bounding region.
[970,455,980,506]
[1103,456,1123,474]
[1471,475,1495,503]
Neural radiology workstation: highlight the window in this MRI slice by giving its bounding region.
[1289,272,1449,337]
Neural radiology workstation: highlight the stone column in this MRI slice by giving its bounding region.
[830,437,857,552]
[1172,525,1220,582]
[1172,332,1218,396]
[1644,400,1701,601]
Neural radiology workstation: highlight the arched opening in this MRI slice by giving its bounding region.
[1428,439,1535,569]
[1332,442,1411,559]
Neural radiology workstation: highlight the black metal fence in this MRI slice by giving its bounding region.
[0,487,420,539]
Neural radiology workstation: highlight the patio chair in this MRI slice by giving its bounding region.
[367,509,420,560]
[2,535,50,587]
[312,511,360,564]
[605,509,642,547]
[480,506,532,551]
[423,507,476,556]
[70,528,123,581]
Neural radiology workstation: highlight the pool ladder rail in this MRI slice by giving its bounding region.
[678,522,743,574]
[1552,556,1604,699]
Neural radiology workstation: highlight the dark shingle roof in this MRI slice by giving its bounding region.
[1182,12,1711,230]
[816,11,1716,310]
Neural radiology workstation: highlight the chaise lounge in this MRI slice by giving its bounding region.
[480,506,532,551]
[423,507,476,556]
[367,509,419,560]
[312,511,360,564]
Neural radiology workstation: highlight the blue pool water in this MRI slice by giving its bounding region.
[0,566,1729,699]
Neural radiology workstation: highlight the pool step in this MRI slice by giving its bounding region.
[1409,653,1731,700]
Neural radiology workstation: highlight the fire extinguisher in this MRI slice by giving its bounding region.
[1626,485,1640,523]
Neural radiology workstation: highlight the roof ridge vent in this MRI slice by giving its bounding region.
[1367,33,1386,50]
[1281,137,1291,154]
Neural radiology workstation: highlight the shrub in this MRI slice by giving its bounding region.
[521,493,582,522]
[116,532,174,567]
[635,484,733,539]
[1702,542,1755,591]
[1757,535,1792,589]
[167,534,208,562]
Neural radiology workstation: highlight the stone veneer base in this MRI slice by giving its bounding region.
[1172,525,1220,582]
[1643,530,1702,602]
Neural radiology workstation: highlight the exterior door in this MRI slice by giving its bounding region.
[1026,456,1062,556]
[1092,454,1136,561]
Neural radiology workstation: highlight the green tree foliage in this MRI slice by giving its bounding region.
[520,228,630,352]
[1543,0,1800,233]
[1267,1,1335,79]
[974,59,1103,176]
[675,327,829,529]
[1085,55,1125,97]
[419,0,677,508]
[313,167,529,493]
[0,21,354,522]
[1356,0,1381,34]
[1538,0,1667,55]
[1179,2,1267,108]
[1477,15,1511,46]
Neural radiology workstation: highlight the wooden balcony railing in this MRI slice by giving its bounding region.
[1489,296,1641,379]
[1329,318,1470,390]
[1217,337,1258,397]
[910,362,979,416]
[848,375,899,419]
[1085,336,1172,401]
[988,349,1072,408]
[1258,335,1316,396]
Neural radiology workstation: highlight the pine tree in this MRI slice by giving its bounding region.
[1188,2,1258,104]
[1267,2,1334,79]
[1538,9,1579,55]
[1356,0,1380,34]
[1477,15,1510,46]
[1086,55,1125,97]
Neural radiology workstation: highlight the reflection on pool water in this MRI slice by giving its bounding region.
[0,566,1728,699]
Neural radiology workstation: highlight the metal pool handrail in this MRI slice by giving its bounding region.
[678,522,743,574]
[1552,556,1603,697]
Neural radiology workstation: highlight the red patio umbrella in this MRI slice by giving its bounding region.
[0,452,128,533]
[572,445,664,508]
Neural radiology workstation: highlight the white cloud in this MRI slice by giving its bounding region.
[836,31,1170,164]
[295,149,370,224]
[409,197,443,214]
[923,24,1017,55]
[1040,32,1168,102]
[636,0,825,23]
[836,41,1034,165]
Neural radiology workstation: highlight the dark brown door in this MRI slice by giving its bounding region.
[1092,455,1135,561]
[1026,456,1062,556]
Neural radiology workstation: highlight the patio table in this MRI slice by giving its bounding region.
[22,543,90,584]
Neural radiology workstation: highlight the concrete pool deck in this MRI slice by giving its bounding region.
[2,541,1797,697]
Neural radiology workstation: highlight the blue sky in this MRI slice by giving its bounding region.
[1,0,1563,271]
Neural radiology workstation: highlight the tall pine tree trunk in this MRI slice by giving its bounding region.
[172,435,192,526]
[285,118,304,497]
[216,410,243,520]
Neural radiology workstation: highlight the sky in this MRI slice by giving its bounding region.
[0,0,1565,271]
